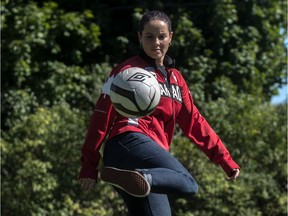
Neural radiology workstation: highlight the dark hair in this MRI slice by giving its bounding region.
[138,10,172,33]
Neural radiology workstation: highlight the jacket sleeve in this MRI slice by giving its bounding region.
[176,80,240,177]
[78,79,116,181]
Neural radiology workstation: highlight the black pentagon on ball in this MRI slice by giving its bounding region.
[110,83,158,117]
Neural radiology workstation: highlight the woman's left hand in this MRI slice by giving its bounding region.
[227,168,240,181]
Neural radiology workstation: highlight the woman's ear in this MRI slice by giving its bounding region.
[169,31,173,41]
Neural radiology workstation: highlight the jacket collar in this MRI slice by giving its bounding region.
[139,48,176,68]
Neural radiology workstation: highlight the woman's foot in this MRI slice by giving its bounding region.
[101,167,151,197]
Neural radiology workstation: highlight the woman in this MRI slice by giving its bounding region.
[79,10,240,216]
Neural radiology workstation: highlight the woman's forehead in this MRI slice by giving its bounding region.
[143,20,170,33]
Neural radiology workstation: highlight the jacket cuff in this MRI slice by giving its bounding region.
[78,166,99,181]
[219,158,240,177]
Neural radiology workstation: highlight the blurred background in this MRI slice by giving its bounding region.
[1,0,287,215]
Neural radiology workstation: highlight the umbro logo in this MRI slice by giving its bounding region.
[127,72,151,82]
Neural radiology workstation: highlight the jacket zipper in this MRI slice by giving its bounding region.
[158,67,175,129]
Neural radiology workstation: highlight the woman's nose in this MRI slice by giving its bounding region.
[154,37,160,45]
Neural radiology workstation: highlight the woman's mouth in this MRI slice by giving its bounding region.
[152,49,161,53]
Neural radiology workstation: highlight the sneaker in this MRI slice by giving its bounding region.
[100,167,151,197]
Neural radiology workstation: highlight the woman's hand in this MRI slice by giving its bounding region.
[79,178,96,191]
[227,168,240,181]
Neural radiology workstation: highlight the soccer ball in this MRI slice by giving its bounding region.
[110,67,161,118]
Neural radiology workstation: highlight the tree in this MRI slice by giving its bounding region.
[1,0,107,130]
[1,0,286,215]
[171,93,287,216]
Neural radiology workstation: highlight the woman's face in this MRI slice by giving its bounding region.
[138,20,173,66]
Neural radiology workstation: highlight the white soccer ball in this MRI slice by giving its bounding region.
[110,67,161,118]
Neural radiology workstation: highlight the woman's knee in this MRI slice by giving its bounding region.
[184,175,199,196]
[189,181,199,194]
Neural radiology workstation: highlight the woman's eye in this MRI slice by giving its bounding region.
[145,35,166,40]
[159,34,168,40]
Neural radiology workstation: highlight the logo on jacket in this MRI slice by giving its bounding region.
[159,83,182,103]
[171,72,178,82]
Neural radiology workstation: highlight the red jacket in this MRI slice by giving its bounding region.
[79,53,240,181]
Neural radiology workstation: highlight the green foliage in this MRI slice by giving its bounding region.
[1,104,82,215]
[1,89,39,129]
[171,94,287,216]
[1,104,127,215]
[1,0,104,111]
[1,0,287,215]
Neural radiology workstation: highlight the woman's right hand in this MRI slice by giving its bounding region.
[79,178,96,191]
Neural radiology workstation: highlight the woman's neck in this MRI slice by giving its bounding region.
[155,57,164,66]
[139,48,175,68]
